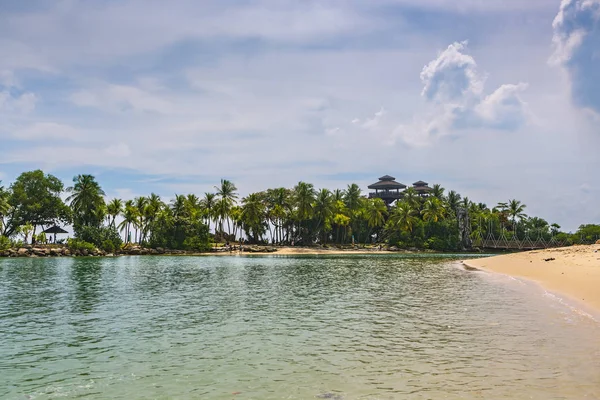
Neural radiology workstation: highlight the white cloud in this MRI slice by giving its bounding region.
[550,0,600,113]
[0,91,37,115]
[105,143,132,158]
[70,84,173,114]
[420,41,482,102]
[361,107,386,130]
[0,1,598,232]
[392,42,529,146]
[474,83,529,129]
[12,122,80,140]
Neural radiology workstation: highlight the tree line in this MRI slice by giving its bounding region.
[0,170,598,252]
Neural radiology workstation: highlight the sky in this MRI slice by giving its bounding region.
[0,0,599,231]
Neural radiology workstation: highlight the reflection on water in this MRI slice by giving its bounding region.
[0,255,599,400]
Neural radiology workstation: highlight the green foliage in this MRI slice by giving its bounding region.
[36,232,47,244]
[5,170,71,237]
[0,235,10,251]
[67,174,106,228]
[75,225,123,252]
[2,171,579,253]
[67,238,96,253]
[575,224,600,242]
[147,204,212,251]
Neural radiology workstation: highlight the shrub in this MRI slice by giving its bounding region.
[67,238,96,253]
[183,236,212,252]
[0,236,10,251]
[74,225,123,252]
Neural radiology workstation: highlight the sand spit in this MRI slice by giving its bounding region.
[463,244,600,312]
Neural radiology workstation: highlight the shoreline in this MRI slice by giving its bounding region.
[0,244,492,258]
[463,244,600,314]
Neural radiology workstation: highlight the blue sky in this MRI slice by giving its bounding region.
[0,0,599,231]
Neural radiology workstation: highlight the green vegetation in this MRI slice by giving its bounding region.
[0,171,598,253]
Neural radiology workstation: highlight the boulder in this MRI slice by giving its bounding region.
[50,248,63,256]
[596,239,600,245]
[17,248,29,256]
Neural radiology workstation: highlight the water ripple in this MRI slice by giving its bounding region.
[1,255,599,399]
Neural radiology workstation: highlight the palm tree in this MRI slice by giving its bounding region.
[266,188,290,244]
[142,193,163,242]
[446,190,461,214]
[403,187,420,209]
[240,192,266,243]
[215,179,238,235]
[365,198,388,242]
[332,189,344,203]
[507,199,527,228]
[421,197,446,223]
[66,174,106,227]
[0,182,11,234]
[344,184,362,214]
[294,181,316,243]
[389,202,418,233]
[313,189,334,243]
[106,198,123,228]
[431,184,445,200]
[200,193,216,230]
[118,200,137,243]
[170,195,187,219]
[134,196,148,243]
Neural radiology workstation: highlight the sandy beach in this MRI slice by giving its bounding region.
[464,244,600,313]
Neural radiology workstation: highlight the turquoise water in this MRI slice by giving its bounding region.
[1,255,599,399]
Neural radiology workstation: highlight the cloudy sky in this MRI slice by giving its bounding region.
[0,0,598,231]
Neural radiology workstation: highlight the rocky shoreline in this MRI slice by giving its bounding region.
[0,245,280,258]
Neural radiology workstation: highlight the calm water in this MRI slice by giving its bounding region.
[1,255,599,400]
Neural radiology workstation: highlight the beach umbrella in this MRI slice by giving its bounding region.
[42,225,68,243]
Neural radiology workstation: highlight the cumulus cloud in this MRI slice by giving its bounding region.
[550,0,600,113]
[393,42,529,146]
[420,41,482,102]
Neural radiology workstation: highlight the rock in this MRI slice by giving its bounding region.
[156,247,165,254]
[63,249,71,256]
[82,249,89,256]
[50,248,63,256]
[105,253,114,257]
[33,248,50,257]
[596,239,600,244]
[17,248,29,255]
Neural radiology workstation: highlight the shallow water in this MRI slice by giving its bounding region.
[1,255,599,399]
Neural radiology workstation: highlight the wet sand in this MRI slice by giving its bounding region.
[463,244,600,313]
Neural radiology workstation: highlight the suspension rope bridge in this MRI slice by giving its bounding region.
[470,218,596,250]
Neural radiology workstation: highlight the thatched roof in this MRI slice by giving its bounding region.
[368,177,407,189]
[414,186,432,192]
[42,225,68,234]
[413,180,429,186]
